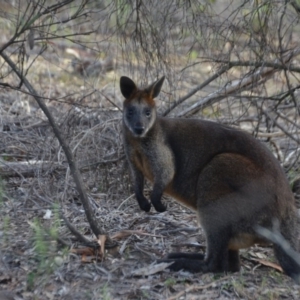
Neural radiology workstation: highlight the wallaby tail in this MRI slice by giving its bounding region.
[273,214,300,283]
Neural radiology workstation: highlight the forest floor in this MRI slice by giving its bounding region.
[1,29,300,300]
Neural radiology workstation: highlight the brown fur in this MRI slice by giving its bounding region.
[120,75,300,281]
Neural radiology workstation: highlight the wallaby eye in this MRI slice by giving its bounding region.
[145,109,151,117]
[127,107,134,118]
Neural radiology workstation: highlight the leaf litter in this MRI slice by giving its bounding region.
[1,39,300,300]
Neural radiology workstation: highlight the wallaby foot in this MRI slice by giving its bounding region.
[151,200,166,212]
[151,191,167,212]
[159,252,205,272]
[227,250,241,272]
[167,252,205,260]
[137,195,166,213]
[159,249,240,273]
[137,195,151,212]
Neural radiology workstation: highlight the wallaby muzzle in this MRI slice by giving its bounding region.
[133,123,145,136]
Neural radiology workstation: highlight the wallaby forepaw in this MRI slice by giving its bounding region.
[153,201,166,212]
[139,201,151,212]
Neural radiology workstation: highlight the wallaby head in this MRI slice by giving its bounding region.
[120,76,165,138]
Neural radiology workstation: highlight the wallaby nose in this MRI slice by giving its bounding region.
[134,125,144,135]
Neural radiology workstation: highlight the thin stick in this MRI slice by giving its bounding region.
[167,275,231,300]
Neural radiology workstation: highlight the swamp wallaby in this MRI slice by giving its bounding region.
[120,75,300,281]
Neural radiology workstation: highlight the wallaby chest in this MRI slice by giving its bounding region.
[127,138,158,182]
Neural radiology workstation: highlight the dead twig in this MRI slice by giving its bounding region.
[263,110,300,144]
[60,213,98,248]
[61,213,117,249]
[167,276,231,300]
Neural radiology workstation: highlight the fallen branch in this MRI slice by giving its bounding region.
[60,212,117,249]
[0,160,64,178]
[177,47,300,117]
[167,275,231,300]
[177,69,272,117]
[0,156,124,178]
[163,64,231,116]
[60,213,99,247]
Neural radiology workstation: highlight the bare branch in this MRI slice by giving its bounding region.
[0,0,77,54]
[178,48,300,117]
[263,110,300,144]
[0,50,108,239]
[163,65,231,116]
[177,68,268,117]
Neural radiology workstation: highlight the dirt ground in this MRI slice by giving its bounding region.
[1,13,300,300]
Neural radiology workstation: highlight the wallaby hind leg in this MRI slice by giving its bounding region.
[161,227,232,273]
[150,188,166,212]
[228,250,240,272]
[132,168,151,212]
[162,153,260,274]
[159,253,206,272]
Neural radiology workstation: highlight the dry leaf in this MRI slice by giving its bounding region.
[97,234,107,257]
[111,230,133,240]
[71,243,106,263]
[254,252,267,259]
[256,259,283,272]
[247,256,283,272]
[131,262,174,276]
[81,254,95,263]
[71,247,95,256]
[248,251,266,259]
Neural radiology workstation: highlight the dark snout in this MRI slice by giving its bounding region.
[134,123,145,136]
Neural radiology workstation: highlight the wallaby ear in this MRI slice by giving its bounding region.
[120,76,137,99]
[146,76,165,98]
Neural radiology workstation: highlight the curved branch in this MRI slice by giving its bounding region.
[177,66,272,117]
[178,48,300,117]
[163,64,231,116]
[0,50,112,243]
